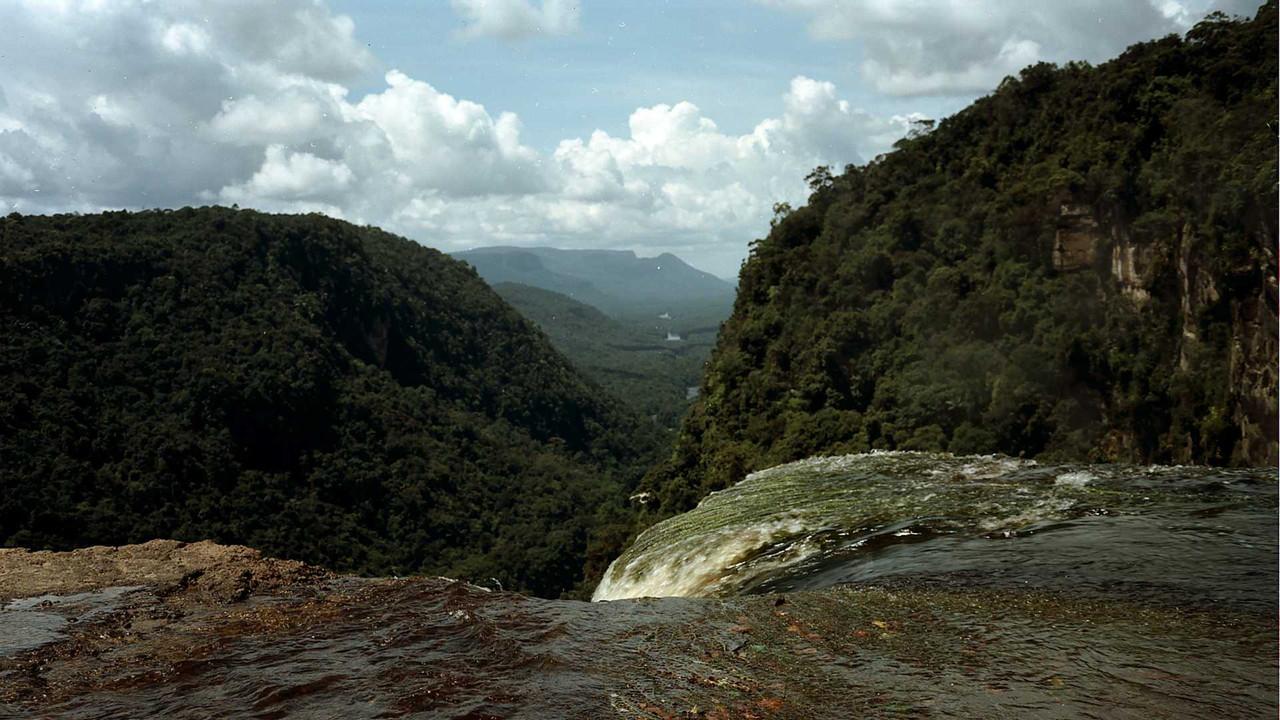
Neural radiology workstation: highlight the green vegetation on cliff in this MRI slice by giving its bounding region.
[645,5,1278,514]
[493,282,723,428]
[0,208,661,596]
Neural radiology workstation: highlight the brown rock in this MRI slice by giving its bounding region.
[0,539,329,603]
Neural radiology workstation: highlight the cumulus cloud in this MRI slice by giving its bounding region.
[0,0,908,273]
[351,71,547,196]
[0,0,372,211]
[208,91,341,147]
[372,75,910,264]
[220,146,353,204]
[758,0,1253,96]
[0,0,1261,273]
[449,0,581,40]
[525,77,913,252]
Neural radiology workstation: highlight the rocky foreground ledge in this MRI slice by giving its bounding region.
[1,541,1275,719]
[0,540,330,603]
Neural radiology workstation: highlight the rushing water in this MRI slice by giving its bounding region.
[0,587,141,659]
[595,452,1277,606]
[2,452,1275,718]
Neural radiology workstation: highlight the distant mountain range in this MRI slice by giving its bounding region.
[452,246,735,317]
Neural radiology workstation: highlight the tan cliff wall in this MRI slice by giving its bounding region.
[1224,231,1278,466]
[1056,203,1277,466]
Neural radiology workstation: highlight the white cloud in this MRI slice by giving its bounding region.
[357,75,905,263]
[0,0,1263,276]
[351,71,547,196]
[860,38,1043,98]
[449,0,581,40]
[0,0,911,275]
[220,145,353,203]
[0,152,36,193]
[758,0,1245,96]
[160,22,213,56]
[0,0,373,211]
[207,91,341,147]
[517,76,914,251]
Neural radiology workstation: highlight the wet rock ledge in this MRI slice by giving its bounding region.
[0,540,330,604]
[1,541,1275,719]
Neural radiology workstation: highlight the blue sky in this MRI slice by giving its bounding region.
[331,1,952,150]
[0,0,1260,275]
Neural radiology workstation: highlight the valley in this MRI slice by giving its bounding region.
[457,246,737,428]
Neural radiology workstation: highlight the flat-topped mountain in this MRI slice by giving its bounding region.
[453,246,735,317]
[0,208,661,596]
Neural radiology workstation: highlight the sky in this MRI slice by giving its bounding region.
[0,0,1262,276]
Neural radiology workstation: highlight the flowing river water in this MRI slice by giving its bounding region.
[1,452,1276,718]
[595,452,1277,605]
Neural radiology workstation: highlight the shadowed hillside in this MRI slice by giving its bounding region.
[0,208,662,596]
[494,282,718,428]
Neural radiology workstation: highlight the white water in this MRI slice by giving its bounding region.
[593,452,1063,601]
[592,517,816,600]
[593,451,1274,602]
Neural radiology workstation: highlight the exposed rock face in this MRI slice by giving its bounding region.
[1110,235,1153,303]
[1050,203,1276,466]
[884,195,1275,469]
[1058,203,1153,304]
[1228,266,1279,465]
[1052,203,1100,272]
[0,540,328,603]
[1175,226,1221,358]
[1161,222,1275,466]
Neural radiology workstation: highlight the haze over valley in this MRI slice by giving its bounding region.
[455,246,736,427]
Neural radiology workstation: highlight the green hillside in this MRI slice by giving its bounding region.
[0,208,661,596]
[644,5,1278,514]
[494,282,721,428]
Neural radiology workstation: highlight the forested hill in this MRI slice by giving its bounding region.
[643,5,1278,514]
[0,208,661,597]
[493,282,714,428]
